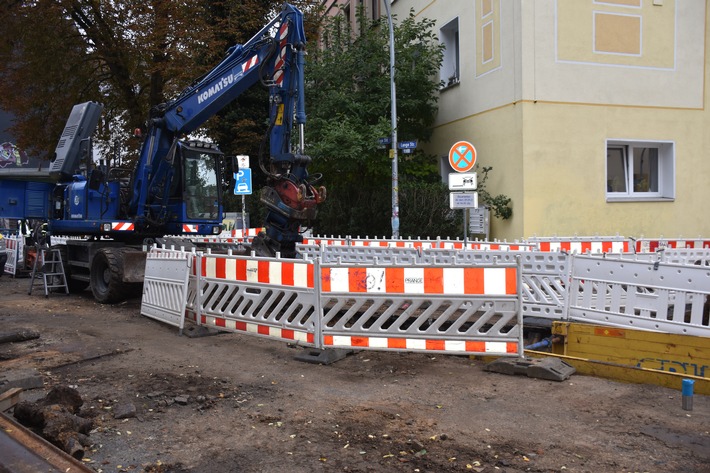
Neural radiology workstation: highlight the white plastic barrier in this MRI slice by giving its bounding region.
[186,250,318,346]
[635,238,710,253]
[3,235,22,276]
[301,235,535,252]
[567,254,710,337]
[140,246,193,331]
[174,249,523,357]
[318,259,523,356]
[526,236,631,253]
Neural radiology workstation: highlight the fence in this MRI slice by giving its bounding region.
[2,235,23,276]
[140,233,710,350]
[144,246,524,358]
[140,246,194,331]
[567,254,710,337]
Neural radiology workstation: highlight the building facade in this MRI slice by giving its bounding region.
[323,0,708,241]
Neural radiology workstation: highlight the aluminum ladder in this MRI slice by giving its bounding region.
[28,247,69,297]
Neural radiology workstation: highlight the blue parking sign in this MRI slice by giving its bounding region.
[234,169,252,195]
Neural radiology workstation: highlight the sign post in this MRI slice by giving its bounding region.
[234,155,252,232]
[448,142,478,244]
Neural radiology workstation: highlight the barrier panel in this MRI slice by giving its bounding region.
[301,235,535,252]
[318,259,523,356]
[567,254,710,337]
[170,249,523,357]
[140,234,710,359]
[634,238,710,253]
[140,246,193,331]
[526,236,631,253]
[588,249,710,266]
[300,246,569,321]
[3,235,22,276]
[187,250,318,346]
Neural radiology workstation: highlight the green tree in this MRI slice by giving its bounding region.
[0,0,291,158]
[305,8,450,238]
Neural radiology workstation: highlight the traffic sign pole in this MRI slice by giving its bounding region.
[384,0,399,239]
[241,196,246,232]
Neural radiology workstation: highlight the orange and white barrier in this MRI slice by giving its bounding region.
[320,266,517,295]
[634,238,710,253]
[527,236,630,253]
[156,247,524,358]
[2,235,22,276]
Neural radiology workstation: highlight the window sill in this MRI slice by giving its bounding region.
[606,196,675,203]
[440,79,460,92]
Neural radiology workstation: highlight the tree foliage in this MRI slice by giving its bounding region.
[0,0,314,159]
[305,8,453,238]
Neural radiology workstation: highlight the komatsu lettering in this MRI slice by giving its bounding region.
[197,74,236,104]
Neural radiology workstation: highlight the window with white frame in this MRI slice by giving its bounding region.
[440,18,460,89]
[606,140,675,201]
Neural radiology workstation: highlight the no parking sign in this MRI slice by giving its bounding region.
[448,141,477,173]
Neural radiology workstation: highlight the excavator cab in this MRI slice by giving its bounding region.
[181,143,222,221]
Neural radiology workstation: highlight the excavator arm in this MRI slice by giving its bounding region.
[127,3,324,253]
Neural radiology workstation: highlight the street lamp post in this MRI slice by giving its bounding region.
[383,0,399,239]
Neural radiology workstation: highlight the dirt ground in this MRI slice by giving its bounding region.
[1,274,709,473]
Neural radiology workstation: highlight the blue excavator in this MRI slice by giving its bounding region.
[0,3,325,302]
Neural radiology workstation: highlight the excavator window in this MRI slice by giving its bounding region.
[184,150,219,220]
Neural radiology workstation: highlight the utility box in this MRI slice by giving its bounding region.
[469,206,490,240]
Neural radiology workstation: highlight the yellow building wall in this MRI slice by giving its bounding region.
[393,0,708,241]
[429,105,525,241]
[521,102,710,238]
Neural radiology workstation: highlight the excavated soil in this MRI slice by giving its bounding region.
[1,274,709,473]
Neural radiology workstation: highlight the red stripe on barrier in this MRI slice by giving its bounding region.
[282,262,294,286]
[258,325,270,335]
[464,268,485,294]
[386,267,404,293]
[506,267,518,294]
[426,340,445,351]
[237,259,247,281]
[466,341,486,352]
[200,257,207,277]
[215,317,226,328]
[307,263,314,288]
[324,335,333,345]
[351,337,369,347]
[282,329,294,340]
[539,242,551,251]
[506,342,518,353]
[425,268,444,294]
[388,338,407,349]
[349,267,367,293]
[321,268,331,292]
[235,321,247,331]
[216,258,226,279]
[307,333,315,344]
[581,242,591,253]
[258,261,270,283]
